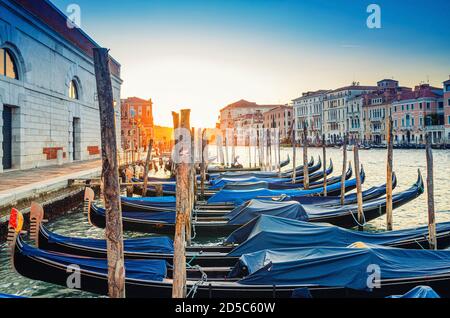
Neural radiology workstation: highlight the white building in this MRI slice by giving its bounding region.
[0,0,122,172]
[323,85,376,143]
[292,90,329,143]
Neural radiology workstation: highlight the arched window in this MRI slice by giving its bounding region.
[69,80,79,100]
[0,48,19,80]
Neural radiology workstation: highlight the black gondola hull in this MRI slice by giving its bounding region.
[13,238,450,298]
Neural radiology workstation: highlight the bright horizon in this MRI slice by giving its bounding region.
[53,0,450,128]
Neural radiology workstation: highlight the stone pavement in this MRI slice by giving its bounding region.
[0,160,102,211]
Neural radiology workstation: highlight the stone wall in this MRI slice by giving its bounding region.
[0,0,122,172]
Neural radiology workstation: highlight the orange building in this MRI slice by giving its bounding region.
[121,97,154,151]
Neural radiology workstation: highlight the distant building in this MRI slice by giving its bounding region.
[391,84,444,144]
[0,0,122,172]
[444,77,450,142]
[263,105,293,141]
[292,90,329,143]
[323,84,377,143]
[219,99,283,134]
[121,97,154,151]
[360,80,411,144]
[235,112,264,131]
[153,125,173,153]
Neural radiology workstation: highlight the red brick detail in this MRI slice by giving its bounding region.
[87,146,100,155]
[43,147,65,160]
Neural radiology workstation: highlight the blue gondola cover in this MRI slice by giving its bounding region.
[232,246,450,291]
[226,200,309,225]
[95,206,176,223]
[20,241,167,281]
[387,286,440,298]
[208,178,357,205]
[0,293,25,298]
[121,196,176,207]
[225,215,450,255]
[47,230,174,254]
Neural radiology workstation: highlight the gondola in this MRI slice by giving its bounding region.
[119,169,386,214]
[11,226,450,298]
[289,172,397,206]
[207,155,291,174]
[87,171,423,234]
[35,212,450,267]
[100,167,363,216]
[208,159,334,190]
[206,167,365,205]
[140,157,322,197]
[209,157,318,181]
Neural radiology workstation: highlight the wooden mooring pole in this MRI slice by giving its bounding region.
[201,129,207,199]
[142,139,154,197]
[291,123,297,183]
[353,144,364,231]
[172,109,191,298]
[340,134,348,205]
[386,116,393,231]
[93,48,125,298]
[171,112,180,177]
[426,133,437,250]
[224,130,229,168]
[267,129,272,171]
[276,129,281,178]
[302,122,309,189]
[186,119,193,245]
[322,134,328,196]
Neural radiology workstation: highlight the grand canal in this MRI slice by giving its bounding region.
[1,147,449,297]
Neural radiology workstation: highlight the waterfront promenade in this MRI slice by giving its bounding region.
[0,160,101,215]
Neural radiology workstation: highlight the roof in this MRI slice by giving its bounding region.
[329,85,378,94]
[121,97,152,104]
[11,0,121,78]
[264,105,293,114]
[292,90,330,102]
[220,99,284,112]
[393,84,443,102]
[377,79,399,83]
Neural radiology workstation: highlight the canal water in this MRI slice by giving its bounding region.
[1,147,449,297]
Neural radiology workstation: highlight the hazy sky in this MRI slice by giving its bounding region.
[53,0,450,127]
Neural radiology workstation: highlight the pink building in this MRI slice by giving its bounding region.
[361,80,411,144]
[444,78,450,142]
[391,84,444,144]
[263,105,294,141]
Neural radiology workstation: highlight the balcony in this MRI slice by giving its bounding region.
[425,125,445,132]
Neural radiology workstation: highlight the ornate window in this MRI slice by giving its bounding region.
[0,48,19,80]
[69,80,79,100]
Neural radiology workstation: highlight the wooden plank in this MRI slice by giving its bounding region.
[93,47,125,298]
